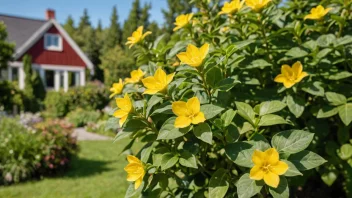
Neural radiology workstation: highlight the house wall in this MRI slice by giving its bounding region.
[18,26,86,67]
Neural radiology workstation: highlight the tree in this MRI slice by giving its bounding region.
[99,45,134,86]
[140,3,151,28]
[0,22,14,69]
[97,19,103,32]
[63,15,75,37]
[23,55,45,112]
[122,0,141,43]
[148,21,161,41]
[78,9,91,32]
[162,0,193,34]
[104,6,122,51]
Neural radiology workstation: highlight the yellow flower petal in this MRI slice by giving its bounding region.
[271,161,289,175]
[264,148,279,165]
[274,74,286,83]
[166,73,175,85]
[281,65,292,77]
[191,112,206,124]
[134,176,143,189]
[116,94,132,111]
[154,68,167,85]
[172,101,189,116]
[252,149,266,165]
[174,116,192,128]
[119,115,128,126]
[200,43,210,60]
[295,72,308,83]
[143,89,160,95]
[292,61,303,76]
[250,165,265,180]
[113,109,128,118]
[176,52,191,64]
[127,155,141,164]
[283,80,295,88]
[142,76,157,90]
[187,97,201,115]
[263,171,280,188]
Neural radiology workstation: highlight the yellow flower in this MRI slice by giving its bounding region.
[125,26,152,48]
[274,61,308,88]
[220,26,230,33]
[125,69,145,84]
[113,93,133,126]
[124,155,145,190]
[219,0,244,15]
[173,13,194,31]
[176,43,210,67]
[172,97,206,128]
[109,79,124,98]
[304,5,332,20]
[245,0,271,12]
[142,68,175,95]
[250,148,289,188]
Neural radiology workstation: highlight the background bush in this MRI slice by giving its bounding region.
[0,117,77,185]
[66,108,101,127]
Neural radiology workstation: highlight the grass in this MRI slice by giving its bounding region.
[0,140,142,198]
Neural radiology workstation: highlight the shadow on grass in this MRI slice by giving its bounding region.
[64,156,115,178]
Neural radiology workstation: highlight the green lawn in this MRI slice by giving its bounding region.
[0,140,142,198]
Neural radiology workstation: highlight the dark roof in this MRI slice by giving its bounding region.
[0,14,47,50]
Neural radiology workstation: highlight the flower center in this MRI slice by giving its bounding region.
[261,163,271,173]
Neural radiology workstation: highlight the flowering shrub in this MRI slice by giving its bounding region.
[0,118,77,184]
[107,0,352,197]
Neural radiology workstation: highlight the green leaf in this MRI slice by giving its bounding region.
[258,114,287,127]
[286,95,305,118]
[201,104,224,119]
[114,131,131,143]
[316,48,332,59]
[288,150,327,171]
[328,71,352,80]
[236,173,263,198]
[152,147,169,167]
[235,102,255,125]
[226,124,240,143]
[269,176,289,198]
[285,47,308,58]
[282,160,303,177]
[209,168,229,198]
[302,82,324,97]
[105,117,119,132]
[272,130,314,154]
[161,152,179,170]
[246,59,272,69]
[326,92,347,106]
[150,104,173,116]
[140,143,154,163]
[193,123,212,144]
[157,117,190,140]
[248,134,271,151]
[206,66,223,88]
[259,100,286,116]
[225,142,254,168]
[317,106,339,118]
[179,150,198,168]
[123,119,148,133]
[321,171,338,186]
[317,34,336,47]
[338,103,352,126]
[125,182,143,198]
[339,144,352,160]
[146,95,163,117]
[221,109,237,127]
[215,77,240,92]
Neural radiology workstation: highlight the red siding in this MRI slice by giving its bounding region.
[18,26,86,67]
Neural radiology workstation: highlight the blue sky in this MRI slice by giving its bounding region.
[0,0,168,27]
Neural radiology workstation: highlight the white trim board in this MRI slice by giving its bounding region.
[13,19,94,74]
[9,61,85,72]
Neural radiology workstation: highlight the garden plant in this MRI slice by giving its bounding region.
[107,0,352,197]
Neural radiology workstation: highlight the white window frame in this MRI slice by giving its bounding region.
[44,33,63,51]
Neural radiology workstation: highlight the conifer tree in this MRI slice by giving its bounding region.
[63,15,75,37]
[104,6,122,50]
[122,0,141,43]
[0,22,14,69]
[162,0,193,34]
[78,9,91,32]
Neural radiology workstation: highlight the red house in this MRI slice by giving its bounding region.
[0,10,93,91]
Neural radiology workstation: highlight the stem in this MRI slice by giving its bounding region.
[198,68,212,101]
[258,15,271,61]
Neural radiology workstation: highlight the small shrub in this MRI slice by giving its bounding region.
[66,108,101,127]
[0,118,77,185]
[43,91,70,118]
[0,81,25,112]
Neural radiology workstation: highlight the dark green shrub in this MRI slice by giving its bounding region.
[0,81,25,112]
[43,91,70,118]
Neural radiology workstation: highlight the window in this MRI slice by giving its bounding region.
[44,33,62,51]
